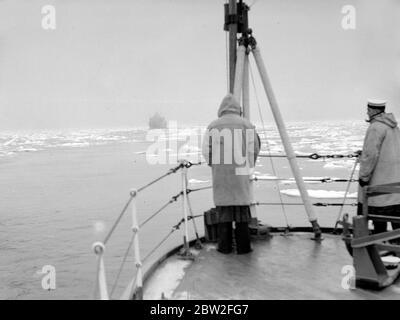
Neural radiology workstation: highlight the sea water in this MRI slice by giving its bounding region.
[0,120,366,299]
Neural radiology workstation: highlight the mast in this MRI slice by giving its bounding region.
[223,1,322,239]
[225,1,257,220]
[228,0,237,93]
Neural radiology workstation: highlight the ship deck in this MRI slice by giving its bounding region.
[143,232,400,300]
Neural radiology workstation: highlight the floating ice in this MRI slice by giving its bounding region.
[280,189,357,199]
[323,160,358,170]
[188,179,210,185]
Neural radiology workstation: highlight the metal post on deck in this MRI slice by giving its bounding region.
[130,189,143,299]
[92,241,109,300]
[251,45,322,239]
[180,163,194,259]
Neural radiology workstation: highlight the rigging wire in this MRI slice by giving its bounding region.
[249,58,290,228]
[249,0,259,8]
[102,162,185,245]
[139,197,177,228]
[258,152,360,159]
[103,195,134,245]
[142,229,176,264]
[142,214,203,264]
[110,233,136,298]
[254,202,357,207]
[333,158,359,230]
[253,177,357,183]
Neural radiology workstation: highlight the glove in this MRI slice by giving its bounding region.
[359,179,369,187]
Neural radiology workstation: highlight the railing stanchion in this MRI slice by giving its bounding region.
[130,189,143,299]
[180,162,194,259]
[93,242,109,300]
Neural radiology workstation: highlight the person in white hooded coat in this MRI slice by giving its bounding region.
[357,100,400,233]
[202,94,260,254]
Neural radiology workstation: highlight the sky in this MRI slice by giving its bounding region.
[0,0,399,130]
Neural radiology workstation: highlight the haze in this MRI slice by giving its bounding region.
[0,0,399,130]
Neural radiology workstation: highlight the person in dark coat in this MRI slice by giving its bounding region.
[202,94,261,254]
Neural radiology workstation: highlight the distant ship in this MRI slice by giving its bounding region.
[148,112,167,129]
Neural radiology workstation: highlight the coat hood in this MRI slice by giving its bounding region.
[372,112,398,128]
[217,94,242,117]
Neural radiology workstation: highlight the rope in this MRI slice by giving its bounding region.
[186,161,205,167]
[103,163,185,245]
[249,59,290,228]
[187,186,213,192]
[110,233,136,298]
[139,197,177,228]
[333,159,360,230]
[249,0,259,8]
[138,182,207,229]
[141,213,203,264]
[258,152,360,160]
[314,202,357,207]
[185,170,202,245]
[103,195,134,245]
[137,162,184,193]
[253,176,357,183]
[142,229,176,264]
[139,185,209,230]
[254,202,357,207]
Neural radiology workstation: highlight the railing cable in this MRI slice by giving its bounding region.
[258,152,360,160]
[110,233,136,298]
[142,230,176,264]
[253,202,357,207]
[253,176,358,183]
[142,214,203,264]
[102,163,185,245]
[333,158,360,231]
[139,196,178,228]
[137,162,185,193]
[103,196,134,245]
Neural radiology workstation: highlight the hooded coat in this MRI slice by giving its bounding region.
[202,94,260,206]
[358,112,400,206]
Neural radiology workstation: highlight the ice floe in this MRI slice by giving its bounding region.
[280,189,357,199]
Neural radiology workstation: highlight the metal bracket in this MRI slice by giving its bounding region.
[223,1,250,34]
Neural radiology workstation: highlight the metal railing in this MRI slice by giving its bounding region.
[92,160,204,300]
[92,152,360,299]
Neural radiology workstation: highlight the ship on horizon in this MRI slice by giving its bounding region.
[148,112,167,130]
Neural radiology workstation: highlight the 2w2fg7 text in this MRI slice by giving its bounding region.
[193,304,249,315]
